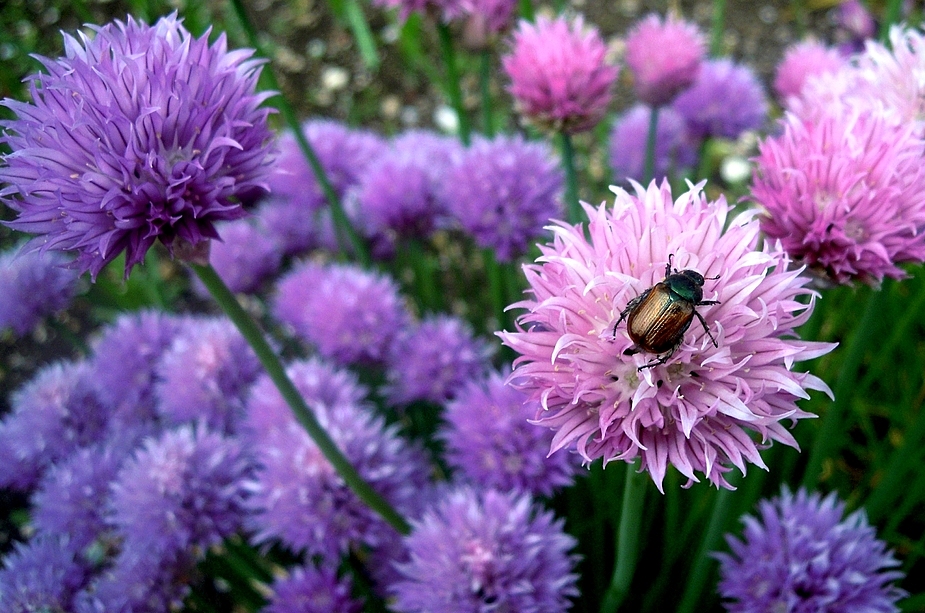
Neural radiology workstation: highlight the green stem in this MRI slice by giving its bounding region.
[408,239,441,313]
[192,263,410,534]
[517,0,534,21]
[559,132,581,224]
[343,0,380,70]
[801,289,885,488]
[479,49,496,137]
[437,22,471,146]
[792,0,807,38]
[228,0,370,266]
[864,400,925,523]
[643,106,660,184]
[879,0,904,42]
[709,0,727,56]
[676,484,736,613]
[483,249,506,332]
[600,464,646,613]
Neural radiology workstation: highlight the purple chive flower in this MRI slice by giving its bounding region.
[671,59,768,140]
[109,424,251,558]
[74,549,194,613]
[89,310,185,431]
[0,14,274,279]
[274,261,410,365]
[390,487,579,613]
[263,564,364,613]
[31,443,127,552]
[198,217,282,294]
[255,194,327,257]
[443,134,563,262]
[752,104,925,285]
[773,40,845,102]
[499,181,836,491]
[441,371,581,497]
[458,0,518,49]
[0,246,79,336]
[0,536,87,612]
[609,104,697,184]
[503,15,618,134]
[624,13,706,107]
[155,317,262,433]
[385,314,494,406]
[0,360,108,490]
[357,130,462,243]
[835,0,876,52]
[716,488,906,613]
[244,363,430,559]
[268,120,386,204]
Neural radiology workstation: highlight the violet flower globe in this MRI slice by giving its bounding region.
[503,15,618,134]
[0,14,274,278]
[716,489,906,612]
[0,246,79,336]
[440,370,580,497]
[391,487,579,613]
[609,104,697,184]
[752,103,925,285]
[498,180,835,490]
[624,13,706,107]
[443,134,564,262]
[263,564,363,613]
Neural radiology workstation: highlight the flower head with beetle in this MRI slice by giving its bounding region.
[499,180,835,491]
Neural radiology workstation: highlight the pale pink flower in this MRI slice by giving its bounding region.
[753,104,925,285]
[503,15,618,134]
[624,13,705,107]
[773,40,845,102]
[498,181,834,491]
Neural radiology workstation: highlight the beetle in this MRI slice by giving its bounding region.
[612,256,720,370]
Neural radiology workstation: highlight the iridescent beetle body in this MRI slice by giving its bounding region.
[613,256,720,369]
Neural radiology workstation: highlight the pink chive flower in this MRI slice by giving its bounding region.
[498,181,835,491]
[850,25,925,127]
[752,104,925,285]
[624,13,706,107]
[503,15,618,134]
[773,40,846,103]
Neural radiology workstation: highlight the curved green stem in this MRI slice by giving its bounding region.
[643,106,660,184]
[343,0,380,70]
[676,484,736,613]
[879,0,904,42]
[600,463,646,613]
[228,0,370,266]
[437,22,471,146]
[801,289,885,488]
[192,263,410,534]
[558,132,581,224]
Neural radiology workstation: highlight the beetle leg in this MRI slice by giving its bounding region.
[665,255,673,278]
[612,291,648,337]
[638,346,676,370]
[693,310,719,348]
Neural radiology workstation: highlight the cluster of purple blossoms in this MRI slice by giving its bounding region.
[155,316,263,433]
[356,130,462,248]
[503,14,618,134]
[458,0,518,49]
[385,314,494,405]
[0,360,109,490]
[624,13,705,107]
[198,217,283,294]
[671,59,767,140]
[716,489,906,612]
[244,359,431,559]
[274,260,410,365]
[0,246,79,336]
[499,181,835,490]
[263,564,364,613]
[0,13,274,279]
[443,134,563,261]
[391,487,579,613]
[833,0,877,54]
[440,370,580,497]
[0,536,87,612]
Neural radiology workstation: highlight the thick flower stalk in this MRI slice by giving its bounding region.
[499,181,835,491]
[0,14,274,278]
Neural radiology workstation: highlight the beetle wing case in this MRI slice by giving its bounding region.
[627,287,695,354]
